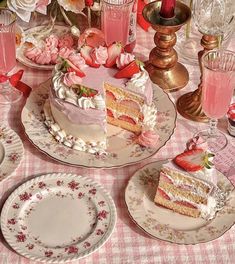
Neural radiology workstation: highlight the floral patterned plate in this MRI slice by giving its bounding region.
[1,173,117,263]
[125,160,235,244]
[16,25,71,71]
[21,80,176,169]
[0,125,24,182]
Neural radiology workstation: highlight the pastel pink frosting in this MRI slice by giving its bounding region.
[45,34,59,50]
[137,130,159,148]
[63,72,82,86]
[59,47,75,59]
[116,53,135,69]
[35,50,51,65]
[58,34,74,49]
[90,46,108,65]
[68,53,87,69]
[24,47,42,61]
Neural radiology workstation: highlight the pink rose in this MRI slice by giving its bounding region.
[138,130,159,148]
[68,53,87,69]
[116,53,135,69]
[59,47,74,59]
[90,46,108,65]
[58,34,74,49]
[63,72,82,87]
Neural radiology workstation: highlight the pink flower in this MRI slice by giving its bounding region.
[137,130,159,148]
[90,46,108,65]
[116,52,135,69]
[38,181,46,188]
[63,72,82,87]
[16,232,26,242]
[59,47,74,59]
[96,229,104,235]
[45,250,53,257]
[65,246,78,254]
[78,192,85,199]
[97,210,108,220]
[45,34,59,50]
[68,53,87,69]
[83,241,91,248]
[89,188,97,195]
[68,180,80,191]
[78,28,105,48]
[19,192,32,201]
[58,34,74,49]
[8,218,17,225]
[26,244,34,250]
[57,180,64,186]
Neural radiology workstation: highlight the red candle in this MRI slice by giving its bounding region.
[160,0,176,18]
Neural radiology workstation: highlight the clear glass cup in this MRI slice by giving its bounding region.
[0,8,22,105]
[196,49,235,152]
[101,0,134,46]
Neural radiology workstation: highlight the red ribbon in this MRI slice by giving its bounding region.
[137,0,151,32]
[0,70,31,97]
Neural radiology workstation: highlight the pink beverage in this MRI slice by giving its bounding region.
[102,0,134,46]
[0,31,16,74]
[202,71,234,119]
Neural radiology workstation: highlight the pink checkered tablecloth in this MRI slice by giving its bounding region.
[0,25,235,264]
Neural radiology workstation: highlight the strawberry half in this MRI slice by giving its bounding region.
[118,115,136,125]
[174,148,205,172]
[80,45,100,68]
[175,201,197,209]
[67,64,85,78]
[79,86,98,97]
[114,60,140,79]
[105,42,123,68]
[157,188,170,200]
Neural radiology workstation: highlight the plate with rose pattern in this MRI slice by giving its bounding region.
[125,160,235,244]
[21,80,176,169]
[0,125,24,182]
[16,25,71,71]
[1,173,117,263]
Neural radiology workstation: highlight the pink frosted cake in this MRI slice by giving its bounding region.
[43,43,158,154]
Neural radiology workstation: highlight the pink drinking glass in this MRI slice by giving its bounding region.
[0,8,22,105]
[196,49,235,152]
[101,0,134,46]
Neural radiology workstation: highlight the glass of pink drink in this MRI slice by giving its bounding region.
[198,49,235,152]
[0,8,22,105]
[101,0,134,46]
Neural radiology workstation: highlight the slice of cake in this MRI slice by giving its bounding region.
[154,149,226,220]
[43,43,158,154]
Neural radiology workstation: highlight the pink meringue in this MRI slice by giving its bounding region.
[63,72,82,86]
[68,53,87,69]
[45,34,59,50]
[90,46,108,65]
[59,47,75,59]
[50,47,59,64]
[24,47,42,61]
[35,50,51,65]
[116,53,135,69]
[58,34,74,49]
[137,130,159,148]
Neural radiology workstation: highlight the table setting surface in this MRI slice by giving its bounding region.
[0,23,235,264]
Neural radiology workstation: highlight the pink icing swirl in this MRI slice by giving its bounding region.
[35,50,51,65]
[137,130,159,148]
[58,34,74,49]
[63,72,82,86]
[90,46,108,65]
[116,53,135,69]
[186,136,208,151]
[24,47,42,61]
[59,47,74,59]
[45,34,59,50]
[68,53,87,69]
[49,47,59,64]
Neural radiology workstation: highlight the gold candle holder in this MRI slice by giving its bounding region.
[176,35,219,122]
[142,1,191,92]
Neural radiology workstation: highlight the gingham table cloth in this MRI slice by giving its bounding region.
[0,25,235,264]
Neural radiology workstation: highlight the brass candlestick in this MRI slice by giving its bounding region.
[142,1,191,92]
[176,35,219,122]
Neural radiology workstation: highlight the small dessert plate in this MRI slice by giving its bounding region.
[21,80,176,169]
[1,173,116,263]
[125,160,235,244]
[0,125,24,182]
[16,25,71,71]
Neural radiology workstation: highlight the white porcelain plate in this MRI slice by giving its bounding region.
[16,25,71,71]
[0,125,24,182]
[125,160,235,244]
[1,173,116,263]
[21,80,176,169]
